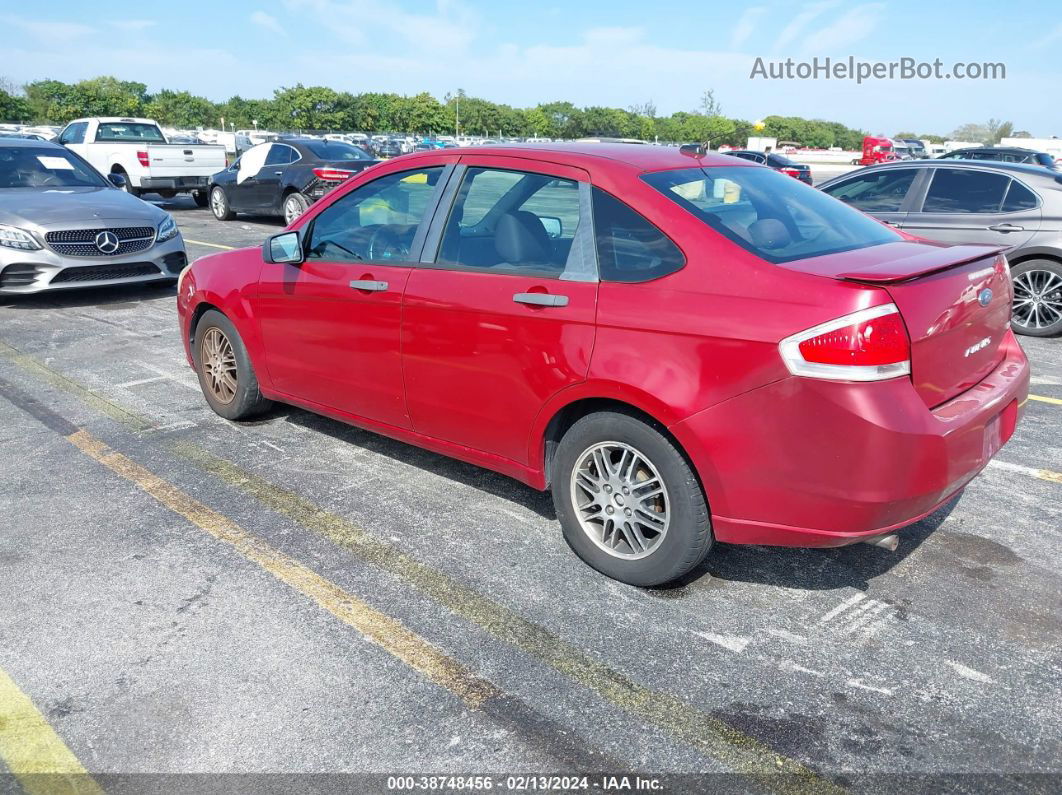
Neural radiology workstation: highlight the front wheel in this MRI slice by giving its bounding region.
[210,186,236,221]
[552,411,712,587]
[193,310,272,420]
[1011,259,1062,337]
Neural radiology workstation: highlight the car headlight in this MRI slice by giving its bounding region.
[0,224,42,251]
[157,214,179,243]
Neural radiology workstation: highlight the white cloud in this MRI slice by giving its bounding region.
[800,4,884,53]
[1032,23,1062,49]
[285,0,478,51]
[110,20,157,32]
[729,6,766,50]
[250,11,285,35]
[1,15,95,41]
[772,0,841,52]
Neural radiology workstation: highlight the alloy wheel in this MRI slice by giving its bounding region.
[201,327,238,404]
[211,190,227,218]
[284,196,304,225]
[1012,269,1062,331]
[569,441,670,560]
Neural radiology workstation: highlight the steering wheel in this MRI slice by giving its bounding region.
[366,226,405,261]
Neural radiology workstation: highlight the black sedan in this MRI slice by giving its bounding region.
[722,150,813,184]
[207,138,379,224]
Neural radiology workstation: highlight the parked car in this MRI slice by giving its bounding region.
[0,139,186,294]
[819,159,1062,336]
[723,150,812,184]
[936,146,1058,170]
[177,143,1028,586]
[375,138,404,158]
[58,117,226,206]
[207,138,379,224]
[852,136,899,166]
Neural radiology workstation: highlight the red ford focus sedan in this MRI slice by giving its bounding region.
[176,143,1029,586]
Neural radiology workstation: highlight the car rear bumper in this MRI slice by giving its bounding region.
[139,176,210,190]
[0,235,187,294]
[670,329,1030,547]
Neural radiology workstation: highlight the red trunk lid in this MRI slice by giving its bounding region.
[788,241,1013,407]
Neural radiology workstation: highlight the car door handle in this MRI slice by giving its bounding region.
[883,220,900,226]
[513,292,569,307]
[987,223,1023,232]
[349,280,388,291]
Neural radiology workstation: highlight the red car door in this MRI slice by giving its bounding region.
[253,160,453,428]
[402,156,598,464]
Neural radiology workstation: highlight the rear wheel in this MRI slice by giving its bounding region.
[283,192,309,225]
[210,186,236,221]
[193,310,272,420]
[552,411,712,587]
[1011,259,1062,337]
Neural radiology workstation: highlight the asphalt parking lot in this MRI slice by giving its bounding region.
[1,194,1060,794]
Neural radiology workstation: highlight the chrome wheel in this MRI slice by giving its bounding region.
[284,196,304,224]
[200,327,238,404]
[211,189,227,218]
[1012,268,1062,331]
[569,441,670,560]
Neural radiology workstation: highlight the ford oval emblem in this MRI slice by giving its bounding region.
[978,288,993,307]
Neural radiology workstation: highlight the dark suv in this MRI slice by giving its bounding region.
[819,160,1062,336]
[938,147,1058,170]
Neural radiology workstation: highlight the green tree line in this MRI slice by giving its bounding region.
[2,75,877,148]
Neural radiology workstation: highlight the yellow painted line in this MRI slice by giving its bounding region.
[66,429,499,710]
[0,668,104,795]
[1,342,841,793]
[1028,394,1062,406]
[183,239,235,250]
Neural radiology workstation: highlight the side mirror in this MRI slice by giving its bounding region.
[263,231,303,264]
[539,216,562,238]
[108,172,127,188]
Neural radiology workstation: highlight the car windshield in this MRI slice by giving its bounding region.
[642,166,900,264]
[95,123,166,143]
[0,146,107,189]
[304,140,372,161]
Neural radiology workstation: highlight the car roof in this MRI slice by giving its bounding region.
[820,158,1062,187]
[391,142,750,173]
[0,137,61,149]
[948,146,1045,155]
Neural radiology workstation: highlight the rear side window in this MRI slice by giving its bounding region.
[820,168,918,212]
[643,166,899,264]
[921,168,1010,213]
[1001,180,1039,212]
[592,188,684,282]
[264,144,296,166]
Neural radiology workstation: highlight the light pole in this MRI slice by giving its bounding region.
[455,92,460,138]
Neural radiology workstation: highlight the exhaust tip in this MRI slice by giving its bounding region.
[863,533,899,552]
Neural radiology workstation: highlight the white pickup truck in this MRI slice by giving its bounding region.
[57,117,226,206]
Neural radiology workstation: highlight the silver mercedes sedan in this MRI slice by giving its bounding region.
[0,139,187,294]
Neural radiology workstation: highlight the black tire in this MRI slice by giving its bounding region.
[1010,259,1062,337]
[192,189,209,208]
[114,169,140,197]
[192,309,272,420]
[210,186,236,221]
[283,192,310,225]
[551,410,712,587]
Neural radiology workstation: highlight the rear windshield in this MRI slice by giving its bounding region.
[0,146,107,188]
[94,123,166,143]
[642,166,900,264]
[304,140,372,161]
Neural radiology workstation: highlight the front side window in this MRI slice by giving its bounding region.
[921,168,1010,213]
[592,188,684,282]
[643,166,900,264]
[59,122,86,145]
[436,167,588,279]
[306,166,444,264]
[94,123,166,143]
[820,168,918,212]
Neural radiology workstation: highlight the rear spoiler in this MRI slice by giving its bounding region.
[836,244,1006,284]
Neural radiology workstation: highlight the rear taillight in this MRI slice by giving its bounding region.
[779,303,910,381]
[313,167,354,182]
[780,167,801,178]
[136,150,150,167]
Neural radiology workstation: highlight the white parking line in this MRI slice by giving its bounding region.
[987,459,1062,485]
[818,592,865,623]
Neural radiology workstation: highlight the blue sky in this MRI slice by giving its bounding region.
[3,0,1060,136]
